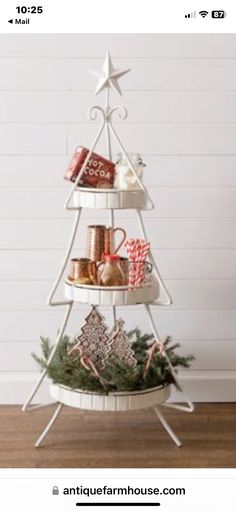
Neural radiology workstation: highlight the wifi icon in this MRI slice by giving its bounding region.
[199,10,209,18]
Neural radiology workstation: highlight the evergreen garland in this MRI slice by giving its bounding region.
[32,328,194,394]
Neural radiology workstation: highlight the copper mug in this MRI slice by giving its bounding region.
[86,225,126,262]
[67,258,98,285]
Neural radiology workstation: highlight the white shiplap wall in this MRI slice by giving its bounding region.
[1,34,236,404]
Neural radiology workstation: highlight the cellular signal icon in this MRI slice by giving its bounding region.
[199,10,209,17]
[185,11,196,18]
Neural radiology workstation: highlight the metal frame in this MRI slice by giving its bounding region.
[23,85,194,447]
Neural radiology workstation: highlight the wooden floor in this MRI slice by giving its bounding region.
[0,404,235,468]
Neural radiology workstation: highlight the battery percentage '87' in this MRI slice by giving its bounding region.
[211,10,225,18]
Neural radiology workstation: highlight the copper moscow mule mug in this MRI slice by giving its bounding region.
[86,225,126,262]
[67,258,98,284]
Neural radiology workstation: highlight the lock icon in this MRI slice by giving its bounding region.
[52,486,59,495]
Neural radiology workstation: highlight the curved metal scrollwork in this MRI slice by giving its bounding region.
[88,105,106,122]
[109,105,128,122]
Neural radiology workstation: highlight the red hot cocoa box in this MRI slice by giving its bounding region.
[64,146,115,188]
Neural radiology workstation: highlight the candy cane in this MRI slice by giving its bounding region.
[80,355,108,390]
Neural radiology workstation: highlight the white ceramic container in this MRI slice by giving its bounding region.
[73,188,147,209]
[50,383,171,412]
[64,281,160,306]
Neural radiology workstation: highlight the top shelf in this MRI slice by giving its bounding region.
[73,188,147,210]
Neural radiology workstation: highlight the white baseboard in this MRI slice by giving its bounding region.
[1,371,236,405]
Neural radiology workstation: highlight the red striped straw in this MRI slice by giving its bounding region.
[125,239,150,286]
[135,240,150,285]
[125,239,136,286]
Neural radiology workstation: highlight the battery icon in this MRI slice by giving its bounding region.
[211,10,225,18]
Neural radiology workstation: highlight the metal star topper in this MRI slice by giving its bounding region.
[87,52,130,96]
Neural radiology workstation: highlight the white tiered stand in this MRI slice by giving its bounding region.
[22,77,194,449]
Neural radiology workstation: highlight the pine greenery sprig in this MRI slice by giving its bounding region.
[32,328,194,394]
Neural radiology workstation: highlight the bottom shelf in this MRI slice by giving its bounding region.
[50,383,171,412]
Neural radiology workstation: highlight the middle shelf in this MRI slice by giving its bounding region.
[64,281,160,306]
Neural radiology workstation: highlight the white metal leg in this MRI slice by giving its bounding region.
[163,402,194,413]
[153,405,182,447]
[22,402,57,413]
[145,303,194,413]
[47,208,81,306]
[111,305,117,325]
[106,90,112,160]
[23,208,81,410]
[35,403,63,448]
[22,302,73,412]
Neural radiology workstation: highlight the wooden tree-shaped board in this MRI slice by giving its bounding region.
[107,319,137,368]
[71,306,111,369]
